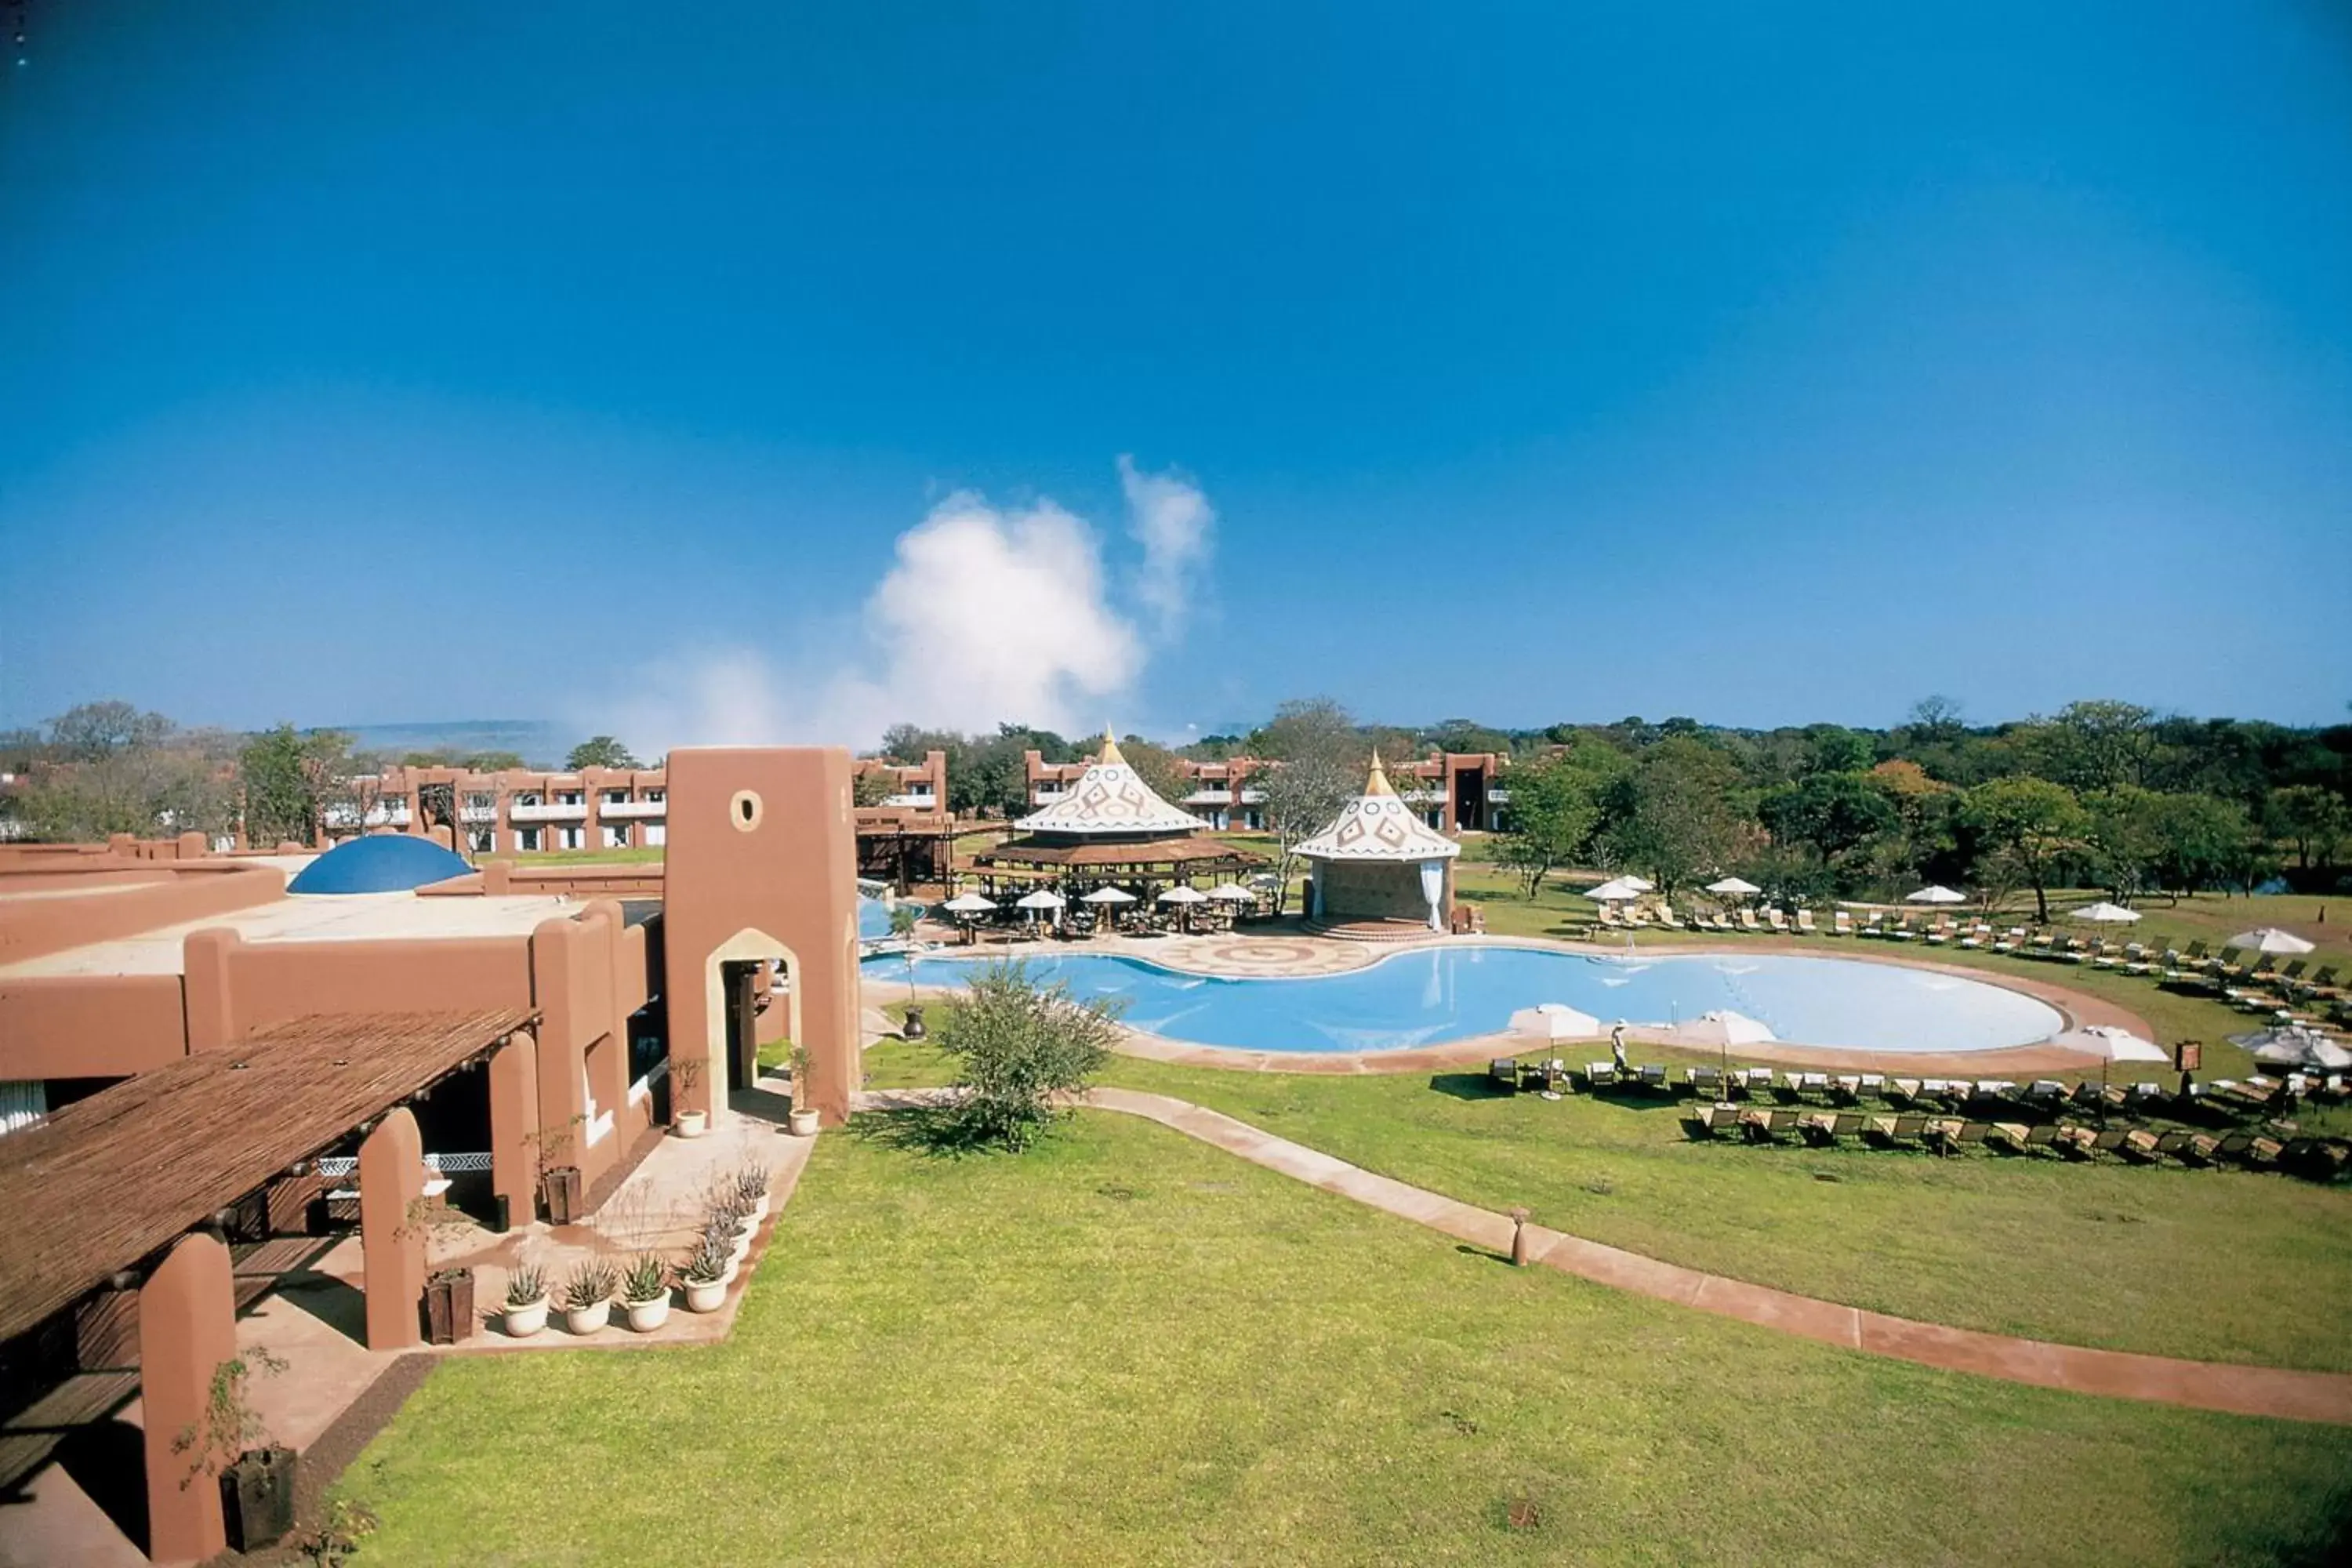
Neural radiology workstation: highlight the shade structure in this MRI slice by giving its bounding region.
[1583,877,1647,903]
[1673,1010,1777,1047]
[1157,885,1208,905]
[2052,1025,2168,1062]
[2225,927,2317,955]
[1704,877,1762,896]
[2071,902,2142,924]
[1508,1002,1603,1042]
[1080,887,1138,905]
[941,892,996,914]
[2230,1025,2352,1070]
[1205,884,1255,902]
[1014,889,1066,911]
[1012,731,1204,837]
[1293,754,1463,862]
[1905,884,1968,905]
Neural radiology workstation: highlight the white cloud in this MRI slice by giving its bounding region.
[608,461,1213,753]
[1118,455,1216,637]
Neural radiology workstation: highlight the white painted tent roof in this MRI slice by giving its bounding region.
[1012,731,1203,838]
[1294,756,1462,862]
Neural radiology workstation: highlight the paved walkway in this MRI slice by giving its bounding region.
[858,1086,2352,1425]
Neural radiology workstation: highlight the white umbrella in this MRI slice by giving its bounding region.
[1015,889,1066,911]
[2071,902,2142,924]
[1619,876,1655,892]
[2225,927,2317,955]
[1704,877,1762,897]
[1583,877,1646,903]
[1080,887,1137,905]
[1673,1010,1777,1046]
[1905,885,1968,905]
[1157,885,1208,905]
[2053,1025,2168,1063]
[1205,884,1255,902]
[1508,1002,1602,1042]
[2231,1025,2352,1070]
[942,891,996,914]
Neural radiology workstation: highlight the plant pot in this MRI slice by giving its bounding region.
[788,1109,821,1138]
[675,1109,709,1139]
[902,1006,927,1040]
[540,1165,583,1225]
[424,1266,474,1345]
[220,1446,296,1553]
[561,1299,611,1335]
[503,1294,550,1338]
[683,1278,728,1312]
[623,1293,671,1333]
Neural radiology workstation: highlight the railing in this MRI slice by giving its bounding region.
[510,800,589,822]
[597,800,666,818]
[1184,789,1233,804]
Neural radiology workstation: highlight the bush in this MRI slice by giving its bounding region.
[934,960,1123,1150]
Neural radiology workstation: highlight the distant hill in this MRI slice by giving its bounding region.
[335,719,575,769]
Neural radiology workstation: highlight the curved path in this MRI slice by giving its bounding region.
[855,1086,2352,1425]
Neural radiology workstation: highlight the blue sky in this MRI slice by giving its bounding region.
[2,1,2347,746]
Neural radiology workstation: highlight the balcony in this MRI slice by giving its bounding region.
[1184,788,1232,805]
[459,805,499,823]
[599,799,666,819]
[1237,788,1266,804]
[510,800,588,822]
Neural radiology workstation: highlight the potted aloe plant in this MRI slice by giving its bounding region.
[502,1262,550,1338]
[673,1055,708,1139]
[786,1043,821,1137]
[619,1252,672,1332]
[559,1258,619,1335]
[680,1238,730,1312]
[735,1163,771,1221]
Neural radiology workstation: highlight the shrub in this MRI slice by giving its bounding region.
[933,959,1123,1150]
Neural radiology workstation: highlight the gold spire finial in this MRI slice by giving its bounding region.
[1098,727,1126,766]
[1365,750,1396,796]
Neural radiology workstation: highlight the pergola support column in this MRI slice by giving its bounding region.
[358,1109,426,1351]
[139,1233,236,1565]
[488,1029,539,1231]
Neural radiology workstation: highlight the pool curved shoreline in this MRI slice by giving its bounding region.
[862,931,2154,1075]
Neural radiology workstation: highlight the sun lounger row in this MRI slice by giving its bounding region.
[1684,1105,2349,1178]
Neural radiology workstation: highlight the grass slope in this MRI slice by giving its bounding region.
[343,1112,2352,1566]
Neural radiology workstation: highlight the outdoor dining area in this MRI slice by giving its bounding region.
[936,877,1272,943]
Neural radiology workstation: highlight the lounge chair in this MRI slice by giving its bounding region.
[1654,902,1685,931]
[1857,1073,1887,1101]
[1737,909,1764,934]
[1488,1058,1521,1093]
[1864,1112,1929,1146]
[1595,905,1624,931]
[1859,912,1884,938]
[1991,926,2026,953]
[1924,1119,1990,1156]
[1795,909,1817,935]
[1798,1111,1864,1146]
[1737,1066,1775,1098]
[1581,1062,1617,1091]
[1685,1065,1726,1098]
[1741,1108,1804,1143]
[1690,1102,1744,1137]
[1827,1074,1863,1105]
[1880,1078,1922,1108]
[1832,909,1853,936]
[2118,1128,2165,1163]
[1638,1063,1670,1093]
[1765,908,1791,934]
[1987,1122,2057,1156]
[1925,917,1951,946]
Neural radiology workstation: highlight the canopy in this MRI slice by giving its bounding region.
[1904,885,1968,905]
[2052,1025,2168,1062]
[1704,877,1762,896]
[941,891,997,913]
[1293,754,1462,863]
[2225,927,2317,955]
[1508,1002,1602,1042]
[1673,1010,1777,1046]
[1583,877,1647,903]
[1205,884,1255,902]
[1080,887,1137,904]
[2071,902,2142,924]
[1014,889,1066,910]
[1011,730,1203,838]
[1157,885,1208,904]
[2231,1025,2352,1070]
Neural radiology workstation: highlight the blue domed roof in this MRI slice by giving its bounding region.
[289,836,474,895]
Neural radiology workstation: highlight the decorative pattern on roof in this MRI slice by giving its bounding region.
[1294,755,1463,862]
[1012,729,1203,838]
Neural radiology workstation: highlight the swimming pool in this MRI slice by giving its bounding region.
[874,946,2066,1055]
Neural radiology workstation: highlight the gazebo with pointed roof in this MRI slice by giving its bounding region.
[976,730,1265,887]
[1296,754,1461,931]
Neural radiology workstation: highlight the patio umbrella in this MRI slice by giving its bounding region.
[2230,1025,2352,1071]
[1156,886,1208,905]
[1205,884,1256,902]
[1015,889,1066,910]
[1583,877,1646,903]
[1673,1010,1777,1046]
[941,892,996,913]
[2224,927,2317,955]
[1080,887,1137,904]
[2051,1025,2168,1063]
[2071,902,2142,924]
[1508,1002,1602,1042]
[1704,877,1762,897]
[1904,885,1968,905]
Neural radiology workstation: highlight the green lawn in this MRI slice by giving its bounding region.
[341,1111,2352,1566]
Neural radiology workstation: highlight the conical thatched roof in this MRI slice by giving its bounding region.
[1011,728,1202,838]
[1294,754,1461,862]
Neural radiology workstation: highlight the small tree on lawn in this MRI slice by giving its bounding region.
[935,960,1122,1149]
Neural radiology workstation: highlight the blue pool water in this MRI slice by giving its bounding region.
[873,947,2065,1054]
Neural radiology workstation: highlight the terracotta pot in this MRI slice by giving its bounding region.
[676,1109,708,1139]
[788,1109,821,1138]
[623,1293,671,1333]
[503,1295,550,1338]
[684,1278,728,1313]
[561,1300,611,1335]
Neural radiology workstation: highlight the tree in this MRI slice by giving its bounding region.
[933,960,1123,1150]
[17,703,235,844]
[1117,735,1192,811]
[566,735,641,771]
[2020,700,2160,794]
[1492,744,1615,897]
[239,724,319,846]
[851,768,895,808]
[1759,771,1899,885]
[1251,699,1364,913]
[1597,737,1750,895]
[2145,793,2253,899]
[2266,785,2347,871]
[1962,776,2085,922]
[49,699,172,761]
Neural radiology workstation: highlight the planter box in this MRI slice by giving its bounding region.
[222,1446,296,1552]
[541,1166,583,1225]
[424,1267,475,1345]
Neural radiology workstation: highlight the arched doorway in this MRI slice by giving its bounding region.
[702,927,800,1113]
